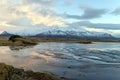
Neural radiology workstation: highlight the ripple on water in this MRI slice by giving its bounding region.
[0,42,120,80]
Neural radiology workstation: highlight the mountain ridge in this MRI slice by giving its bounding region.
[33,29,115,40]
[0,30,118,40]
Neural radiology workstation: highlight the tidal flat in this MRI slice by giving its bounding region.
[0,42,120,80]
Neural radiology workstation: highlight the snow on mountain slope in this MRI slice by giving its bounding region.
[35,29,114,39]
[0,30,114,39]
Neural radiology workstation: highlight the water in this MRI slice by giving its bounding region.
[0,42,120,80]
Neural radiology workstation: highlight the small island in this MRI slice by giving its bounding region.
[0,35,37,46]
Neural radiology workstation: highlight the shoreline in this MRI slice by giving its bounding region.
[0,63,62,80]
[0,37,120,46]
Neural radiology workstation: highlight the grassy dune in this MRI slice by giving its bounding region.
[0,37,37,46]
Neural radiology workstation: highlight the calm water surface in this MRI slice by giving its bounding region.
[0,42,120,80]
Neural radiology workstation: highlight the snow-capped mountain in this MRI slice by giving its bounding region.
[0,31,13,36]
[0,30,115,40]
[34,29,114,39]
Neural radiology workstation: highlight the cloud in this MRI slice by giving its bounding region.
[82,26,106,32]
[70,21,120,30]
[64,0,73,6]
[112,7,120,15]
[0,21,26,35]
[68,21,120,37]
[26,11,66,26]
[16,4,66,26]
[82,26,120,37]
[0,21,15,28]
[0,0,67,32]
[64,7,107,20]
[23,0,57,5]
[0,30,3,33]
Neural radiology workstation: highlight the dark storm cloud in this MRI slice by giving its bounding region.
[112,7,120,15]
[64,7,107,20]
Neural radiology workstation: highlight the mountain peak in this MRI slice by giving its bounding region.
[1,31,8,34]
[0,31,13,36]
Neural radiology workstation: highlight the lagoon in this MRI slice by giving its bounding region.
[0,42,120,80]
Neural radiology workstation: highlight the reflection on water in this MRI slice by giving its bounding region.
[0,42,120,80]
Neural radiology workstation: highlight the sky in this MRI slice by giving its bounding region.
[0,0,120,37]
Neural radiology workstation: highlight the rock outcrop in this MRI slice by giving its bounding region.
[0,63,61,80]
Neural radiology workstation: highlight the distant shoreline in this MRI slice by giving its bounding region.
[0,37,120,46]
